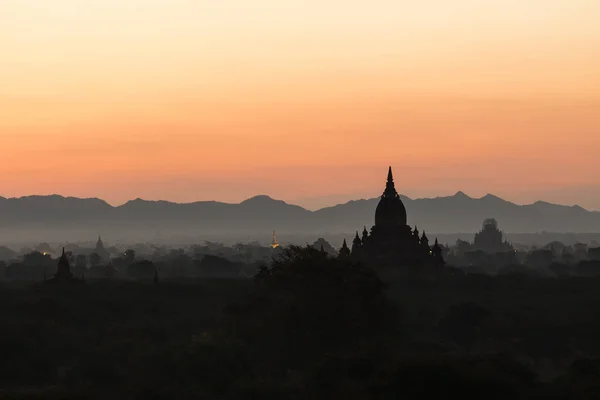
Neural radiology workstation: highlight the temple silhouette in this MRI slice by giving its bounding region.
[45,248,84,284]
[473,218,514,254]
[344,167,444,267]
[95,235,110,262]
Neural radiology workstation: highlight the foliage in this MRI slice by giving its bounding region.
[89,252,102,267]
[228,245,395,363]
[2,263,600,397]
[196,255,243,278]
[127,260,156,279]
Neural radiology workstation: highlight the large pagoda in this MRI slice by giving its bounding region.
[344,167,443,267]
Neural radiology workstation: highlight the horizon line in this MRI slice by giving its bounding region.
[0,191,596,213]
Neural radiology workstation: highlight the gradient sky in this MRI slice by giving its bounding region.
[1,0,599,210]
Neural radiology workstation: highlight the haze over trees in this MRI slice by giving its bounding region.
[0,193,598,245]
[2,243,600,398]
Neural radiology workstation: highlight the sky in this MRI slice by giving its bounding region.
[1,0,599,210]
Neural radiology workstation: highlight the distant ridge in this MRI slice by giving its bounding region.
[0,192,598,235]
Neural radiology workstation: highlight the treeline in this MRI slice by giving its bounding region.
[0,251,263,282]
[2,246,600,398]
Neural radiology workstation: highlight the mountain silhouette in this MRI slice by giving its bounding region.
[0,193,598,242]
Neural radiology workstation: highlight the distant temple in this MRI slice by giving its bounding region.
[342,167,444,267]
[312,238,337,256]
[95,236,110,261]
[472,218,513,254]
[55,248,73,280]
[271,231,280,249]
[46,248,84,284]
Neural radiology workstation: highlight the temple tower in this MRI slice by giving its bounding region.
[374,167,408,227]
[55,248,73,280]
[339,239,351,259]
[358,166,438,267]
[271,230,280,249]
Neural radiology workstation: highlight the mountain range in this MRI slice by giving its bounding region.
[0,192,599,244]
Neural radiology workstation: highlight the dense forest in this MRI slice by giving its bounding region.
[1,246,600,399]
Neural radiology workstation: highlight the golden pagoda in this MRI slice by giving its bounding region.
[271,230,280,249]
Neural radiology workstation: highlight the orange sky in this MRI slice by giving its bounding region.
[1,0,600,210]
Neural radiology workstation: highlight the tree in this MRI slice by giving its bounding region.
[5,263,28,280]
[454,239,472,255]
[124,249,136,264]
[231,245,394,356]
[23,251,53,268]
[165,253,193,278]
[89,252,102,268]
[65,251,75,265]
[196,255,242,278]
[127,260,156,279]
[526,249,554,269]
[76,254,87,269]
[311,238,337,257]
[438,301,491,350]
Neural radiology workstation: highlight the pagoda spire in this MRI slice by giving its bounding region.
[383,166,399,199]
[432,238,445,266]
[362,226,369,242]
[352,231,362,255]
[339,239,351,258]
[421,230,430,247]
[55,247,72,280]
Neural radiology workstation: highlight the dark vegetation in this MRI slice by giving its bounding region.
[2,246,600,398]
